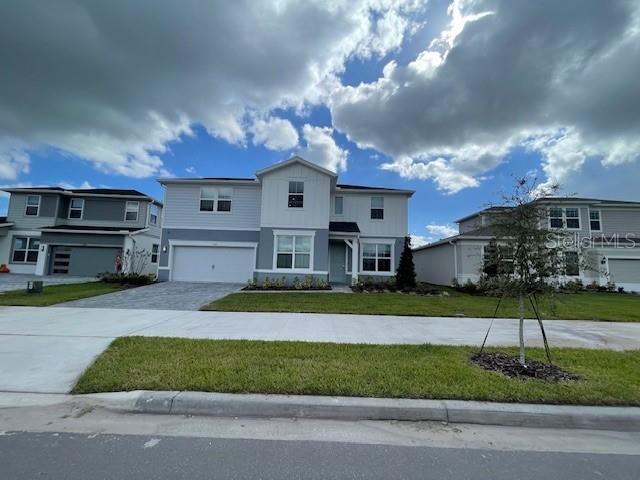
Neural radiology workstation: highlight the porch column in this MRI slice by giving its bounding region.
[351,239,359,284]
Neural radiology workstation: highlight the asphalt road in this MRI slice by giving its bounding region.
[1,431,638,480]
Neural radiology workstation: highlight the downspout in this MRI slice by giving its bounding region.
[449,240,458,285]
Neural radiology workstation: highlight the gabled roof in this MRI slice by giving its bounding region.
[455,206,511,224]
[413,225,498,251]
[255,156,338,178]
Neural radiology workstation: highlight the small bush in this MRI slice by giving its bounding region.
[561,279,584,293]
[99,272,155,286]
[618,286,625,294]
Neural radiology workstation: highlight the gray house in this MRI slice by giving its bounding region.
[414,197,640,292]
[0,187,162,277]
[157,156,413,284]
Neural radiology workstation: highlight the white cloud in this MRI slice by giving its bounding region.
[185,166,197,175]
[331,0,640,194]
[410,234,430,248]
[250,117,299,151]
[426,223,457,239]
[297,124,348,172]
[0,142,30,180]
[0,0,424,178]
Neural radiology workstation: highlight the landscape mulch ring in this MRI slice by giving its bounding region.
[470,352,583,382]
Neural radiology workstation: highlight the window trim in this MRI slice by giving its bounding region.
[124,201,140,222]
[334,196,344,216]
[68,198,84,220]
[548,206,581,230]
[24,195,41,217]
[272,230,314,272]
[151,243,159,264]
[287,181,304,209]
[148,203,159,225]
[370,196,384,220]
[588,209,602,232]
[360,240,394,274]
[199,187,233,214]
[10,236,40,264]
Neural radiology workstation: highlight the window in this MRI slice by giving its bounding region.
[589,210,601,231]
[288,181,304,208]
[12,237,39,263]
[149,204,159,225]
[334,196,343,215]
[549,207,563,228]
[200,187,232,212]
[564,251,579,276]
[125,201,139,221]
[565,208,580,229]
[370,197,384,220]
[362,243,392,272]
[25,195,40,216]
[68,198,84,219]
[151,244,159,263]
[276,235,311,269]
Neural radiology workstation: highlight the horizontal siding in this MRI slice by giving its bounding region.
[163,184,261,229]
[413,244,455,285]
[600,208,640,237]
[63,198,150,229]
[330,192,408,237]
[6,194,59,229]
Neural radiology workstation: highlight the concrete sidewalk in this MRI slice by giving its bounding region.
[1,306,640,393]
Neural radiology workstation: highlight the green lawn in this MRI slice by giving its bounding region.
[0,282,125,306]
[203,291,640,322]
[73,337,640,406]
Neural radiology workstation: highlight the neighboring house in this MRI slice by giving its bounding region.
[0,188,163,277]
[157,156,413,284]
[414,197,640,292]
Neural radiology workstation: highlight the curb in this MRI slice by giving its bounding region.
[86,390,640,432]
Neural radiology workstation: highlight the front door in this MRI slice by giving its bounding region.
[329,241,347,284]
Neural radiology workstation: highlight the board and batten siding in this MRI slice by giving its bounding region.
[260,163,331,229]
[6,194,59,229]
[330,192,408,237]
[162,184,261,229]
[599,208,640,237]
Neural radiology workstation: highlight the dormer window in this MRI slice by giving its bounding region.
[25,195,40,216]
[68,199,84,219]
[370,196,384,220]
[125,201,139,221]
[288,181,304,208]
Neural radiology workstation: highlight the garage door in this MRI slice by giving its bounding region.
[608,259,640,292]
[171,245,255,283]
[50,246,122,276]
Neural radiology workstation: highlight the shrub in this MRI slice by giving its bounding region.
[396,236,416,290]
[561,279,584,293]
[618,286,625,294]
[99,272,155,286]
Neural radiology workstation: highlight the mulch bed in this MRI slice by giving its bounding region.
[470,352,582,382]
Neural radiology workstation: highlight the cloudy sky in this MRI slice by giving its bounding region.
[1,0,638,245]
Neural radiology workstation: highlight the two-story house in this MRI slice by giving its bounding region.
[157,156,413,285]
[0,187,163,277]
[413,197,640,292]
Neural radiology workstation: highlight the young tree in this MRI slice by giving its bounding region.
[484,177,570,366]
[396,236,417,290]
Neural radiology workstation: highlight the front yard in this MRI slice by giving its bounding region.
[0,282,125,306]
[203,290,640,322]
[73,337,640,406]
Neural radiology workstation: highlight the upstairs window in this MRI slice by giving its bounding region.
[589,210,601,231]
[200,187,232,212]
[276,235,311,269]
[370,196,384,220]
[565,208,580,229]
[25,195,40,216]
[149,204,159,225]
[362,243,391,272]
[334,196,343,215]
[549,207,563,228]
[288,181,304,208]
[12,237,39,263]
[68,198,84,219]
[125,201,139,221]
[151,244,159,263]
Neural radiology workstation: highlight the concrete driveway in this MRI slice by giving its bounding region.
[0,274,97,292]
[55,281,243,311]
[2,306,640,394]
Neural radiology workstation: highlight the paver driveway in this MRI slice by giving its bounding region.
[55,281,243,310]
[0,274,96,292]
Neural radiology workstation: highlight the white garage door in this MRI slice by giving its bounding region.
[608,259,640,292]
[172,245,255,283]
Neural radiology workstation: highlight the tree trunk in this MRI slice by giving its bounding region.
[518,294,526,366]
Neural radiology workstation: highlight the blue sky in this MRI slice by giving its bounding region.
[1,0,638,245]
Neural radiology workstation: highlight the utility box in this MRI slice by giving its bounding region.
[27,281,43,294]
